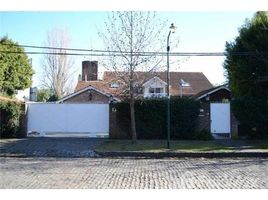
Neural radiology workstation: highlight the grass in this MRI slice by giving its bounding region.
[95,139,268,153]
[95,140,234,152]
[236,139,268,150]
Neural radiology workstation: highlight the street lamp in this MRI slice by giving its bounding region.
[167,23,176,149]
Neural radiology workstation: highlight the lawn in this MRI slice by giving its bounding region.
[95,139,268,153]
[95,140,233,152]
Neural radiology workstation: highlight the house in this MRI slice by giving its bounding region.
[15,87,37,102]
[195,84,238,139]
[27,60,237,139]
[58,60,213,103]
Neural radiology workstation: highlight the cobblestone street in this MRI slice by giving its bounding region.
[0,157,267,189]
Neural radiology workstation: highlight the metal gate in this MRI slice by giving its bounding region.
[27,103,109,137]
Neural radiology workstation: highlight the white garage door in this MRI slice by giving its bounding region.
[210,103,230,138]
[27,103,109,137]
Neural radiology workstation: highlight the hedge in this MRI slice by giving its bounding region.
[113,98,200,139]
[0,100,25,138]
[232,96,268,138]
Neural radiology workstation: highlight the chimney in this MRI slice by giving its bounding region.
[78,74,82,81]
[82,61,98,81]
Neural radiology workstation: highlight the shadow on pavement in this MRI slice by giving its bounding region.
[0,137,107,157]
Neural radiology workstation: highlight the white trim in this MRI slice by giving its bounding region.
[142,76,167,87]
[57,86,121,103]
[26,102,57,104]
[196,85,230,100]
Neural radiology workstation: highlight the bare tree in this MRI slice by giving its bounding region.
[99,11,172,143]
[41,28,75,99]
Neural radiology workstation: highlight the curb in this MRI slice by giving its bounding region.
[1,151,268,159]
[96,151,268,158]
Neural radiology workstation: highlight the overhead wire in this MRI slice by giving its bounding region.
[1,43,268,57]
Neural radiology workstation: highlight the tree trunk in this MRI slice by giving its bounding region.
[129,11,137,144]
[130,94,137,144]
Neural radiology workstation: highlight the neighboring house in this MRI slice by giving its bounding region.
[15,87,37,102]
[195,84,239,138]
[15,88,30,101]
[58,60,213,103]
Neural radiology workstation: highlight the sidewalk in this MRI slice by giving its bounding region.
[0,137,104,157]
[1,138,267,158]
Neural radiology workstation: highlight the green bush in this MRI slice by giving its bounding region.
[232,97,268,139]
[113,98,200,140]
[195,129,213,141]
[0,101,23,138]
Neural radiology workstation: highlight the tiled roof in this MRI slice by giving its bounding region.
[194,84,229,99]
[75,71,213,99]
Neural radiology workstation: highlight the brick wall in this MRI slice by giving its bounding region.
[63,89,109,103]
[82,61,98,81]
[197,102,210,131]
[109,104,130,139]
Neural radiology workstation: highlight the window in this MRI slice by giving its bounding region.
[155,88,163,93]
[149,87,154,93]
[149,87,163,93]
[110,82,119,88]
[179,79,190,87]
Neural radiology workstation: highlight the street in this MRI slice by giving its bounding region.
[0,157,267,189]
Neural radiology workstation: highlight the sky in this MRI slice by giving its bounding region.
[0,11,256,88]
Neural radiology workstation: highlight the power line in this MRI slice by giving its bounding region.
[0,51,118,57]
[1,43,268,56]
[1,50,268,57]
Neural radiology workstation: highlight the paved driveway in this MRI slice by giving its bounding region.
[0,157,267,189]
[0,138,105,157]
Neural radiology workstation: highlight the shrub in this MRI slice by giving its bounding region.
[113,97,200,140]
[232,97,268,139]
[0,100,24,138]
[195,129,213,141]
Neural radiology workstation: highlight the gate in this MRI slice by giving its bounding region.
[27,103,109,137]
[210,103,231,139]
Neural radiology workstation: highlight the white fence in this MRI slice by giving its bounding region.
[27,103,109,137]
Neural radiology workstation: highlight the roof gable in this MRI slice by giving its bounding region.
[195,84,230,100]
[142,76,167,87]
[57,85,120,103]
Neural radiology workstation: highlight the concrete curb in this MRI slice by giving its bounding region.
[1,151,268,159]
[96,151,268,158]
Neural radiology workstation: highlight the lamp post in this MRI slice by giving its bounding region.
[166,23,176,149]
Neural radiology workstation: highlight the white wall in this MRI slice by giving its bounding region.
[27,103,109,137]
[15,88,30,101]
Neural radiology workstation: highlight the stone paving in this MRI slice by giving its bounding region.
[0,157,267,189]
[0,138,104,157]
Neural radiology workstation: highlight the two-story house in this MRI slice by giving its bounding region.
[58,61,213,103]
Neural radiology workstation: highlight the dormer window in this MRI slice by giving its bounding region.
[179,79,190,87]
[110,82,120,88]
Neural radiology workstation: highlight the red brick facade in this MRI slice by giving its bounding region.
[62,89,110,104]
